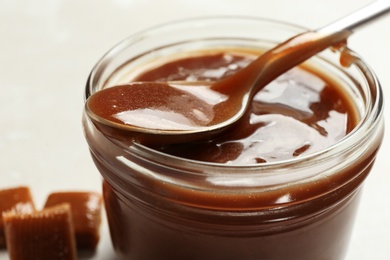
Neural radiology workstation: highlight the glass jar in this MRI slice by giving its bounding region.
[83,17,384,260]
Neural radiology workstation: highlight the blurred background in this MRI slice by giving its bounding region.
[1,0,389,259]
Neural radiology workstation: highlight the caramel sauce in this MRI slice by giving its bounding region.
[134,53,357,163]
[88,32,351,128]
[87,31,356,163]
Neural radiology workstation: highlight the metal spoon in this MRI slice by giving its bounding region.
[86,0,390,145]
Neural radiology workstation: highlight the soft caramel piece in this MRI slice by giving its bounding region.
[0,186,35,248]
[44,191,102,251]
[3,203,77,260]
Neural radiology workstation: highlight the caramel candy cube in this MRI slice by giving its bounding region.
[44,191,102,251]
[3,203,77,260]
[0,186,35,248]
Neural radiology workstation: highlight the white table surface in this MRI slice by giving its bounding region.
[1,0,389,259]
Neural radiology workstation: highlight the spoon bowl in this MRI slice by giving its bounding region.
[86,81,238,144]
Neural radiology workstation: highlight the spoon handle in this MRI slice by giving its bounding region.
[318,0,390,34]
